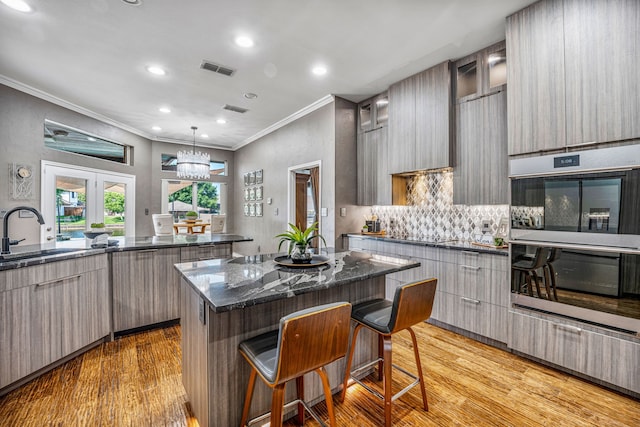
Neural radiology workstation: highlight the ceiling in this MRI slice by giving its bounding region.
[0,0,536,150]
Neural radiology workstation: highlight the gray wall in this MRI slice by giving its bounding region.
[0,84,233,242]
[233,97,365,255]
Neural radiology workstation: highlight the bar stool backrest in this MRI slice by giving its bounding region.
[389,278,438,334]
[531,247,551,269]
[273,302,352,384]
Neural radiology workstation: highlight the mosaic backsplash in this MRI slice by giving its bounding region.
[371,171,509,243]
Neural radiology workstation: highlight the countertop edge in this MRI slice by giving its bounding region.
[345,233,509,256]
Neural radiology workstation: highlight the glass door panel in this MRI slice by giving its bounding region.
[103,182,127,237]
[55,176,88,242]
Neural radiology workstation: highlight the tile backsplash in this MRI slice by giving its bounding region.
[371,171,508,242]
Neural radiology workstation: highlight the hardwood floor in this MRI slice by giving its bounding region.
[0,323,638,426]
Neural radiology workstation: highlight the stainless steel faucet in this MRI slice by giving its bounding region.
[1,206,45,254]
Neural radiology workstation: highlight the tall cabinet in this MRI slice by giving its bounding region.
[388,61,453,174]
[507,0,640,155]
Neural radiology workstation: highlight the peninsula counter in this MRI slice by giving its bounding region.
[175,250,420,427]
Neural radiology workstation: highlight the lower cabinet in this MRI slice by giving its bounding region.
[509,309,640,394]
[0,255,109,390]
[180,244,232,262]
[111,248,181,332]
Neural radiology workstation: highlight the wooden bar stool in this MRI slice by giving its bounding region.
[238,302,352,427]
[512,247,550,298]
[543,248,562,301]
[340,278,438,427]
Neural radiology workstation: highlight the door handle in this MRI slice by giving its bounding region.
[46,236,55,241]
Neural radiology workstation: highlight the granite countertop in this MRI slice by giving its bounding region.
[346,233,509,256]
[175,250,421,313]
[0,234,252,271]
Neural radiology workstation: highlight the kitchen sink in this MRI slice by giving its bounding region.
[0,248,86,262]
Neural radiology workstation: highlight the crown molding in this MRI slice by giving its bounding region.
[232,94,335,151]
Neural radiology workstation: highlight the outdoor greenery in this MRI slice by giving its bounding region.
[169,182,219,212]
[104,192,125,218]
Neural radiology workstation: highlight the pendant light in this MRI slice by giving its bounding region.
[177,126,210,179]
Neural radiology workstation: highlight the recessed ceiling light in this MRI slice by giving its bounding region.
[122,0,142,5]
[159,106,171,113]
[235,36,254,48]
[201,134,209,138]
[311,65,328,76]
[152,126,162,131]
[243,92,258,99]
[146,66,166,76]
[1,0,32,12]
[87,137,97,142]
[216,119,227,125]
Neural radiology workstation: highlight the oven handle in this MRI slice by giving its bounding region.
[508,239,640,255]
[553,323,582,334]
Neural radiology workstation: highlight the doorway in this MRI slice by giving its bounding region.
[288,161,321,248]
[41,161,135,242]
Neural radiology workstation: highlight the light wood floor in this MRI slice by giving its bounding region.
[0,323,638,426]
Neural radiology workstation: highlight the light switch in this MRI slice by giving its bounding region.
[267,198,272,205]
[321,207,328,217]
[273,208,278,216]
[340,207,346,217]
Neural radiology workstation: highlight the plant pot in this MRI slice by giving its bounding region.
[290,244,312,264]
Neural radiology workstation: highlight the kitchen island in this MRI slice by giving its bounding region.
[175,250,420,427]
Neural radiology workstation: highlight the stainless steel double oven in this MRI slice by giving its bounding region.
[509,144,640,334]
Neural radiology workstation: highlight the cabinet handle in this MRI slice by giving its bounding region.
[461,297,480,304]
[36,274,81,288]
[136,249,158,254]
[553,323,582,334]
[460,265,481,271]
[565,140,597,148]
[461,251,479,256]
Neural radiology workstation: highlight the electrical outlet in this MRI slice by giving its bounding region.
[273,208,278,216]
[481,219,491,233]
[340,207,346,217]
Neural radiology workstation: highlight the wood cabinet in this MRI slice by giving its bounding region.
[507,0,640,155]
[111,248,181,332]
[388,61,453,174]
[506,0,566,155]
[563,0,640,146]
[358,93,388,133]
[0,255,109,389]
[347,237,509,343]
[455,40,506,103]
[509,309,640,394]
[453,90,509,205]
[357,126,391,206]
[180,244,232,262]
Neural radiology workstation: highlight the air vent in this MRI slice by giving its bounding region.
[200,60,236,77]
[223,104,249,114]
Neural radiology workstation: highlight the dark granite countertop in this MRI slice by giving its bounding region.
[0,234,252,271]
[175,250,420,313]
[345,233,509,256]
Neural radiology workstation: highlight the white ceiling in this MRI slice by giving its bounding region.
[0,0,536,150]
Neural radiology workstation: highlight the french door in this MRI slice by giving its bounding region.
[41,161,135,242]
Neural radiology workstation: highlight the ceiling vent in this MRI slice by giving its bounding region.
[200,60,236,77]
[223,104,249,114]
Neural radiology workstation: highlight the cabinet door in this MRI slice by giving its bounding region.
[357,127,391,206]
[506,0,566,155]
[388,76,416,174]
[564,0,640,145]
[415,62,453,170]
[112,248,181,332]
[454,91,509,205]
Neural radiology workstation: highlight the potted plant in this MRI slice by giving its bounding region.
[275,222,326,263]
[184,211,198,221]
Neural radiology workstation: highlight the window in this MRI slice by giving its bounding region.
[44,120,130,164]
[164,180,226,220]
[161,154,226,176]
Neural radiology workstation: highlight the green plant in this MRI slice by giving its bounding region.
[90,222,105,229]
[185,211,198,217]
[275,222,326,254]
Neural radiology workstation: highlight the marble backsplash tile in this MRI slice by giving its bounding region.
[371,171,508,242]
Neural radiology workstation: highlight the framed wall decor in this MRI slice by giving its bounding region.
[244,173,250,186]
[255,186,263,201]
[249,203,256,217]
[255,169,263,184]
[244,188,250,201]
[243,203,250,216]
[249,171,256,185]
[256,203,263,217]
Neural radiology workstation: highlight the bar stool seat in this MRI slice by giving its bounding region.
[340,278,438,427]
[239,302,352,427]
[512,247,550,298]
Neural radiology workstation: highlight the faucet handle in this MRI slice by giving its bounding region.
[9,238,26,246]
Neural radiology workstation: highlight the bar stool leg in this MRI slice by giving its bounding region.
[270,383,286,427]
[317,367,337,426]
[240,369,257,427]
[382,334,393,427]
[378,334,384,381]
[407,326,428,411]
[531,270,542,297]
[340,323,363,403]
[548,264,558,301]
[295,375,305,425]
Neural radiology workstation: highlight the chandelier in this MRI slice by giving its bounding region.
[177,126,210,179]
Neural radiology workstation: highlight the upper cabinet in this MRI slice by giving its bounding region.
[507,0,640,156]
[506,0,566,155]
[357,125,390,206]
[454,90,509,205]
[455,41,507,103]
[563,0,640,146]
[388,61,453,174]
[358,93,389,133]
